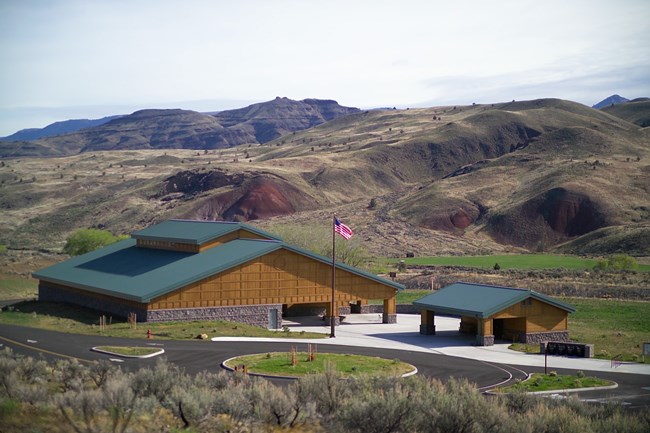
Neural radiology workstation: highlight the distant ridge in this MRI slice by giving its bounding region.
[1,115,123,142]
[0,98,359,157]
[592,94,629,109]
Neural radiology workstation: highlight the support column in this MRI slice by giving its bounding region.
[382,296,397,324]
[419,309,436,335]
[476,318,494,346]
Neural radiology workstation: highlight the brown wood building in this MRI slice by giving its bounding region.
[414,282,575,346]
[35,220,403,328]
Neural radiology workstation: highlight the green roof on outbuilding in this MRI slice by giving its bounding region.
[34,220,403,303]
[413,282,575,318]
[131,219,280,245]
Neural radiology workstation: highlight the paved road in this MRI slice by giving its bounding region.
[1,323,649,410]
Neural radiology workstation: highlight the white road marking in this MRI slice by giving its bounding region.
[109,358,124,363]
[27,339,37,344]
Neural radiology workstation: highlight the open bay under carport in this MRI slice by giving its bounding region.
[413,282,576,346]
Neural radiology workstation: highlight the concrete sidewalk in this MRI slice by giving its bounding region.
[212,314,650,375]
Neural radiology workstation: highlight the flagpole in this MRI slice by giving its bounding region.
[330,214,336,338]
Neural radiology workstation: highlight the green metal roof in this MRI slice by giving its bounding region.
[413,282,575,318]
[34,238,283,302]
[34,220,402,302]
[131,219,280,245]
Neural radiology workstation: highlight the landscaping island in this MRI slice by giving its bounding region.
[223,352,416,378]
[494,371,615,394]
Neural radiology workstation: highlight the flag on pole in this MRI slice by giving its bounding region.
[334,217,353,240]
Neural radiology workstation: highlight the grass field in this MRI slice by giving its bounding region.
[498,372,614,393]
[388,254,650,271]
[0,277,38,300]
[0,301,327,340]
[567,297,650,363]
[224,352,414,378]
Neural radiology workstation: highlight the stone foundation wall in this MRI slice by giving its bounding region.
[147,304,283,329]
[522,331,570,344]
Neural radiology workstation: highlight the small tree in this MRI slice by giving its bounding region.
[493,263,501,271]
[63,229,124,256]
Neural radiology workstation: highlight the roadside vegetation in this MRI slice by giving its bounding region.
[497,371,614,393]
[0,301,327,340]
[0,349,646,433]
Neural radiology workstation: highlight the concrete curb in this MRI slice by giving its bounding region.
[91,346,165,359]
[484,380,618,396]
[221,353,418,380]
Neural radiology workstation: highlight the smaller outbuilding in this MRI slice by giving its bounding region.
[414,282,575,346]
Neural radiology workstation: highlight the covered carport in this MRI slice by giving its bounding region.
[413,282,575,346]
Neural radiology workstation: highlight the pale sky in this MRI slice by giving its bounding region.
[1,0,649,136]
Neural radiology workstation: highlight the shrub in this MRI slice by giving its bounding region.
[594,254,638,271]
[63,228,124,256]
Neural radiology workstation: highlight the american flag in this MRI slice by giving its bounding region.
[334,217,353,240]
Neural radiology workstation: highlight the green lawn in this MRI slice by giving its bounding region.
[498,372,613,393]
[224,352,415,378]
[387,254,650,271]
[0,301,327,340]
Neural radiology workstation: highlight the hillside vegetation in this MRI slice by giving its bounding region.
[0,98,648,260]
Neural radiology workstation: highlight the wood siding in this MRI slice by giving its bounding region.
[149,248,397,310]
[40,281,149,311]
[491,298,568,332]
[198,230,269,252]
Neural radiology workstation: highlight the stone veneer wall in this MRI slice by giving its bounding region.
[476,335,495,346]
[147,304,283,329]
[39,284,282,328]
[521,331,570,344]
[39,284,148,320]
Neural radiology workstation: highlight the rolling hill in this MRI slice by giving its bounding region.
[0,97,648,257]
[0,98,359,158]
[600,98,650,127]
